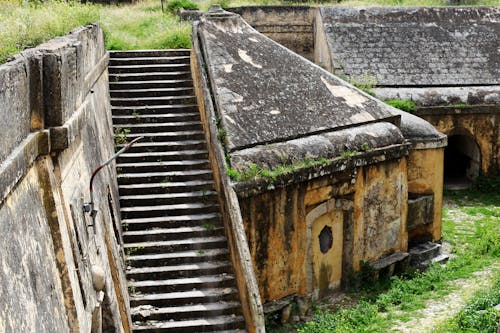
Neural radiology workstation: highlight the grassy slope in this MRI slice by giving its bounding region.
[0,0,190,63]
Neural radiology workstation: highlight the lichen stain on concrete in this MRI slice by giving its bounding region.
[320,76,367,108]
[238,49,262,69]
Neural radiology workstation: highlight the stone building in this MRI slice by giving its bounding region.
[191,7,447,310]
[313,6,499,187]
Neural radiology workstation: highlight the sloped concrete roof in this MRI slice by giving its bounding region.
[319,6,500,87]
[198,7,401,153]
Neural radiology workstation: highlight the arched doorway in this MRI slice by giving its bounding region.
[444,135,481,190]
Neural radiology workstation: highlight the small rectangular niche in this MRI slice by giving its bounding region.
[407,193,434,231]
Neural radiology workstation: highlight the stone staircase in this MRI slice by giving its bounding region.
[109,49,246,332]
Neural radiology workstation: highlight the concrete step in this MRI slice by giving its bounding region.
[117,160,210,173]
[111,104,198,115]
[123,225,224,243]
[109,71,192,82]
[110,79,193,90]
[130,288,239,307]
[109,63,190,74]
[114,121,202,133]
[110,95,196,106]
[109,55,191,66]
[120,190,217,207]
[110,87,194,98]
[124,236,228,255]
[132,314,245,333]
[126,249,230,268]
[113,112,200,124]
[109,49,191,58]
[127,261,233,280]
[122,213,220,231]
[120,202,219,219]
[131,300,241,321]
[116,140,206,153]
[119,180,215,195]
[117,150,208,163]
[117,131,206,143]
[117,170,213,185]
[409,242,442,265]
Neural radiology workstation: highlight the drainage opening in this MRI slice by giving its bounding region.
[444,135,481,190]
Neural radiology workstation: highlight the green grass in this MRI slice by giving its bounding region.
[3,0,500,63]
[227,157,332,182]
[0,0,191,63]
[385,99,417,113]
[269,187,500,333]
[166,0,199,13]
[433,278,500,333]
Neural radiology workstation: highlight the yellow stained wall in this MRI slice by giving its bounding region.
[352,158,408,270]
[239,158,408,303]
[406,148,444,242]
[422,113,499,175]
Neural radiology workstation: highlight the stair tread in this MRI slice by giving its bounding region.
[130,288,238,301]
[122,213,220,224]
[127,261,232,275]
[121,201,217,211]
[119,180,214,189]
[118,169,212,178]
[117,160,208,167]
[121,131,204,138]
[111,95,195,101]
[116,140,205,148]
[132,315,244,329]
[121,191,216,200]
[118,150,207,158]
[110,55,190,62]
[112,104,197,110]
[113,112,199,118]
[109,63,190,69]
[115,120,200,126]
[124,236,227,249]
[127,249,229,262]
[124,225,222,237]
[131,300,240,314]
[110,71,191,76]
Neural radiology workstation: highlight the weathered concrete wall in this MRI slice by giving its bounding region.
[238,158,407,303]
[0,159,69,333]
[0,25,131,333]
[191,23,266,333]
[415,106,500,176]
[228,6,316,60]
[406,148,444,243]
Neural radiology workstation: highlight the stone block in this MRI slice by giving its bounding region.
[407,193,434,231]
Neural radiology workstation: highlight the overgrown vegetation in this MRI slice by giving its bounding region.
[3,0,499,64]
[0,0,191,63]
[269,183,500,332]
[166,0,199,13]
[227,157,332,182]
[385,99,417,113]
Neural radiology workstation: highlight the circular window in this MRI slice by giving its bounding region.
[319,226,333,254]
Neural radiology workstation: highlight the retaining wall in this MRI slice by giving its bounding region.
[0,25,131,333]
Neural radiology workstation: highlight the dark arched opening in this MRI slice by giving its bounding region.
[444,135,481,190]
